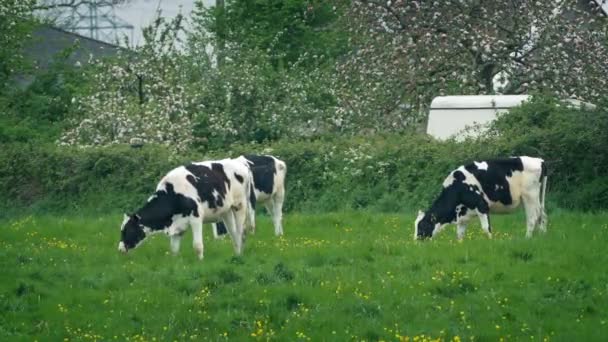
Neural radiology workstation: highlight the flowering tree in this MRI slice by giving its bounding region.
[59,13,195,152]
[337,0,608,126]
[57,0,608,150]
[185,33,340,145]
[60,3,342,151]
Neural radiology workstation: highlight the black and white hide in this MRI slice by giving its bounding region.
[212,154,286,238]
[118,158,255,259]
[415,156,548,240]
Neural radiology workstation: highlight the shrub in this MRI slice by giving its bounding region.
[0,143,182,215]
[480,96,608,210]
[1,135,478,215]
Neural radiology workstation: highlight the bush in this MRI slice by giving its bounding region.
[0,144,182,215]
[226,135,485,212]
[0,135,484,215]
[0,43,90,145]
[480,96,608,210]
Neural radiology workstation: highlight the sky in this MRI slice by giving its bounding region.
[115,0,215,46]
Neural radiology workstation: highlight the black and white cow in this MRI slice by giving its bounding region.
[212,154,286,238]
[118,158,254,259]
[415,156,548,240]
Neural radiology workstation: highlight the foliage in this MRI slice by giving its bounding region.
[186,47,343,148]
[0,143,181,215]
[0,135,478,215]
[3,93,608,215]
[193,0,348,68]
[59,4,346,151]
[1,3,607,214]
[0,0,36,87]
[1,211,608,340]
[0,46,89,144]
[186,0,350,147]
[58,14,196,153]
[479,96,608,210]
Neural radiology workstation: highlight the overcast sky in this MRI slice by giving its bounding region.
[115,0,215,46]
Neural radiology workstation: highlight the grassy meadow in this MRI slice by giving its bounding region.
[1,210,607,341]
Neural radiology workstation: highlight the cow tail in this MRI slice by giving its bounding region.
[245,168,256,233]
[540,160,548,213]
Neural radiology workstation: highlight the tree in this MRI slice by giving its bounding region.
[339,0,608,125]
[185,0,349,145]
[0,0,36,87]
[192,0,348,69]
[59,13,196,152]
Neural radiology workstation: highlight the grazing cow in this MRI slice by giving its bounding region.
[414,156,547,240]
[118,158,254,259]
[212,154,286,238]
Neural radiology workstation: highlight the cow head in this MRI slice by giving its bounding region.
[414,210,435,240]
[118,213,147,253]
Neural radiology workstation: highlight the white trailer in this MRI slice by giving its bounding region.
[427,95,593,140]
[427,95,529,140]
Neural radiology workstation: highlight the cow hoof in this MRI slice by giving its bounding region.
[193,244,204,260]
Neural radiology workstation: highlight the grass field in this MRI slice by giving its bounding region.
[1,210,607,341]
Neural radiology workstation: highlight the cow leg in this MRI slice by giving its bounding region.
[233,205,248,254]
[170,233,183,255]
[211,223,219,239]
[455,205,471,240]
[246,196,256,235]
[190,214,204,260]
[222,211,243,256]
[456,223,468,240]
[538,209,548,233]
[522,193,541,238]
[264,200,275,231]
[246,211,256,235]
[211,221,228,239]
[268,193,284,236]
[476,211,492,238]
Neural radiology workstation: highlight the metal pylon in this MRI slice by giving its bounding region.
[39,1,134,44]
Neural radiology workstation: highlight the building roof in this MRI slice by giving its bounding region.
[23,25,127,71]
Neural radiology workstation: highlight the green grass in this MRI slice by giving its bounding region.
[1,210,607,341]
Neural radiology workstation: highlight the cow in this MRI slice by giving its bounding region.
[118,158,255,259]
[212,154,286,238]
[414,156,547,240]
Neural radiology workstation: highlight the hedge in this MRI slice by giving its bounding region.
[2,136,477,215]
[1,98,606,216]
